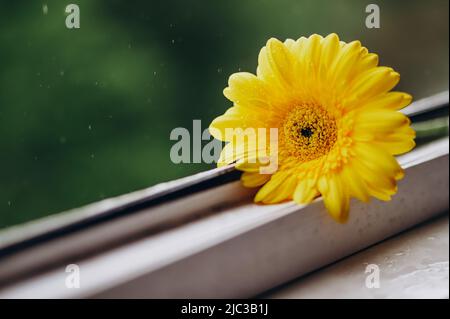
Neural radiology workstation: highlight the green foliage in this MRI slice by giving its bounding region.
[0,0,448,228]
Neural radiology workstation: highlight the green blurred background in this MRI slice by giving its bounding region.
[0,0,448,229]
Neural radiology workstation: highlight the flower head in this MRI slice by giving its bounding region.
[209,34,415,222]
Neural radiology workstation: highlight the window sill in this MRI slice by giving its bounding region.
[0,137,448,298]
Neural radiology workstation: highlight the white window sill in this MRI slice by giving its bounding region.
[264,214,449,299]
[0,137,448,298]
[0,92,448,299]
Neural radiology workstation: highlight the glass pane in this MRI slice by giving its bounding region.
[0,0,448,229]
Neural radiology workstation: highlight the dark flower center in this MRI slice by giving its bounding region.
[282,103,338,162]
[300,127,313,138]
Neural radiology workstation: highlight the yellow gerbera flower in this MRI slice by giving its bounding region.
[209,33,415,222]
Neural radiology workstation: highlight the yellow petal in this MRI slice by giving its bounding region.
[345,92,412,113]
[329,40,362,88]
[354,109,411,136]
[354,52,378,75]
[217,142,264,166]
[366,184,397,202]
[302,34,323,68]
[317,174,350,223]
[371,124,416,155]
[351,154,398,198]
[209,107,266,142]
[255,171,291,203]
[340,163,370,202]
[241,172,271,187]
[223,72,272,111]
[235,155,274,173]
[375,136,416,155]
[257,38,296,90]
[350,67,400,100]
[262,174,298,203]
[320,33,340,70]
[293,177,319,204]
[283,38,296,51]
[354,143,404,180]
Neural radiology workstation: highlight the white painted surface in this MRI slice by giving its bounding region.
[0,140,447,298]
[266,215,449,299]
